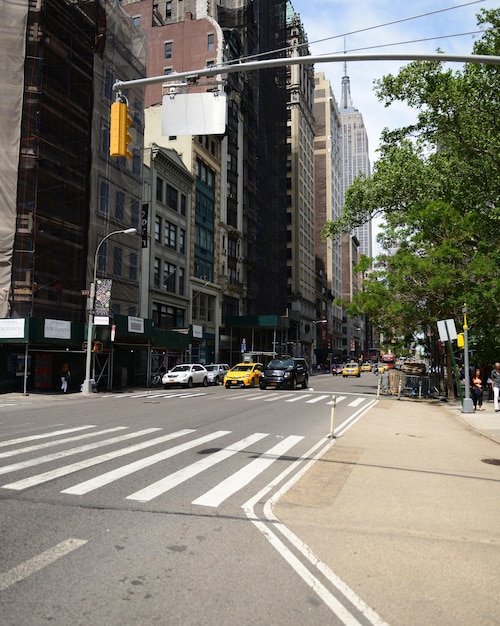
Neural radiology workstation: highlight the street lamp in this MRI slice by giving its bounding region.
[81,227,137,394]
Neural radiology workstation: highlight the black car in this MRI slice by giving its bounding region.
[259,357,309,390]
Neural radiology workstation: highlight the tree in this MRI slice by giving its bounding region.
[324,9,500,363]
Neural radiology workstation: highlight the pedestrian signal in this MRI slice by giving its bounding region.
[110,101,132,159]
[457,333,464,348]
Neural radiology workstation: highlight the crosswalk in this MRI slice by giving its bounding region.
[101,389,372,409]
[0,425,306,509]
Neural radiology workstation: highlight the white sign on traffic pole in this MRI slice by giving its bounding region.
[437,319,457,343]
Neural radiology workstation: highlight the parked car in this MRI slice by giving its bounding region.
[259,357,309,390]
[331,364,343,376]
[204,363,230,385]
[360,362,372,372]
[162,364,208,388]
[224,362,263,388]
[342,362,360,377]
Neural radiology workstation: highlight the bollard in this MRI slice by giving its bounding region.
[330,395,337,438]
[397,378,402,400]
[419,379,422,399]
[377,377,381,399]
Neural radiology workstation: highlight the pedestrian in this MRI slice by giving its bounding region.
[471,368,484,411]
[60,363,71,393]
[491,362,500,412]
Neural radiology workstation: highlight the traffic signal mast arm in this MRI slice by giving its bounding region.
[112,52,500,94]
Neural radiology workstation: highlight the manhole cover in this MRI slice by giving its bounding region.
[481,458,500,466]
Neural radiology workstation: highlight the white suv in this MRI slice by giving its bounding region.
[204,363,230,385]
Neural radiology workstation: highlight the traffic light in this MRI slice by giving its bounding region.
[109,101,132,159]
[457,333,465,348]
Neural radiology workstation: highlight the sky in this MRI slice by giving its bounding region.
[294,0,499,165]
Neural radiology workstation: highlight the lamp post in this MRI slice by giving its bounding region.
[81,227,137,394]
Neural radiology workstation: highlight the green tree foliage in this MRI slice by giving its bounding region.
[324,9,500,362]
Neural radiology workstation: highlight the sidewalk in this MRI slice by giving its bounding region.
[275,398,500,626]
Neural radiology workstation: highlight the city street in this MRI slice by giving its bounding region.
[0,372,380,625]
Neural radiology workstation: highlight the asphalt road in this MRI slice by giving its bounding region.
[0,372,380,625]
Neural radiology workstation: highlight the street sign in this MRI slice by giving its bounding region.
[437,319,457,342]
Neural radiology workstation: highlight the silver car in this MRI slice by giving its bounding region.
[162,364,208,388]
[204,363,230,385]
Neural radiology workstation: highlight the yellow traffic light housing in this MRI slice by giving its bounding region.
[457,333,465,348]
[110,101,132,159]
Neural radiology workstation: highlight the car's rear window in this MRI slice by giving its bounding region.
[267,359,293,369]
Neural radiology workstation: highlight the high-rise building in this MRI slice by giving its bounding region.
[313,72,343,364]
[339,65,371,358]
[285,2,316,358]
[340,65,372,258]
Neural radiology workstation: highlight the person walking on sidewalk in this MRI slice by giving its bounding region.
[491,362,500,412]
[472,369,484,411]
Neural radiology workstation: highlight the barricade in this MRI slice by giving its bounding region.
[378,370,440,400]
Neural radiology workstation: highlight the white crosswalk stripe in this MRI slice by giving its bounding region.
[348,397,365,407]
[126,432,268,503]
[327,396,346,405]
[0,426,96,449]
[305,395,330,404]
[2,429,194,491]
[62,430,232,496]
[192,435,304,508]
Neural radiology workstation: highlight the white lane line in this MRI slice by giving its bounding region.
[0,428,162,477]
[243,398,387,626]
[0,538,88,592]
[126,432,267,503]
[0,427,128,460]
[327,396,346,405]
[63,430,233,496]
[0,426,96,449]
[285,394,311,402]
[305,395,330,404]
[192,435,304,508]
[348,397,365,408]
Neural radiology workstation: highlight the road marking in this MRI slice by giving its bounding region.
[192,435,304,508]
[0,428,161,477]
[348,397,365,407]
[126,432,267,503]
[285,393,311,402]
[0,427,128,460]
[305,394,330,404]
[224,392,255,400]
[1,429,193,490]
[327,396,346,405]
[247,393,274,401]
[63,430,232,496]
[0,538,87,592]
[0,426,96,449]
[263,394,285,402]
[243,398,387,626]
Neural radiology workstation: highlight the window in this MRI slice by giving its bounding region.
[129,252,138,281]
[179,228,186,254]
[180,194,187,216]
[207,33,214,51]
[131,199,139,229]
[178,267,185,295]
[132,15,140,26]
[164,41,173,59]
[132,149,141,176]
[154,215,162,243]
[153,257,161,288]
[165,184,178,211]
[164,221,177,249]
[99,181,109,215]
[104,70,114,101]
[152,302,185,329]
[165,0,172,17]
[156,177,163,203]
[163,261,176,292]
[115,191,125,220]
[97,240,107,274]
[113,247,123,276]
[100,121,110,155]
[164,67,172,75]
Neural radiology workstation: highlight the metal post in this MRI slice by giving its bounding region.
[81,228,137,394]
[462,305,474,414]
[329,395,337,438]
[23,343,29,396]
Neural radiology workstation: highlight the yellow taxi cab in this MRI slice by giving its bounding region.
[377,363,388,373]
[360,362,372,372]
[224,362,263,388]
[342,362,360,378]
